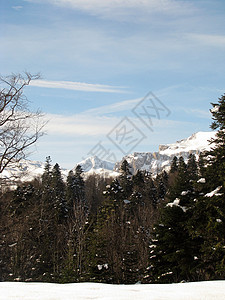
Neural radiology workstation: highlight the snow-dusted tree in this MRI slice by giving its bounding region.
[73,165,86,205]
[189,95,225,280]
[208,94,225,186]
[51,163,67,222]
[0,73,45,174]
[187,153,198,181]
[119,159,133,198]
[170,156,178,173]
[66,170,76,211]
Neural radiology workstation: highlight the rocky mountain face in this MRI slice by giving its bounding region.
[0,131,216,183]
[72,156,119,178]
[114,131,216,176]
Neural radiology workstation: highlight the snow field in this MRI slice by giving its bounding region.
[0,281,225,300]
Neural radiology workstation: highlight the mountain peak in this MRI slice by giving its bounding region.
[158,131,216,155]
[73,156,119,177]
[1,131,217,183]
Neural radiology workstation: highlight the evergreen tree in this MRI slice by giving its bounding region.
[189,95,225,280]
[42,156,52,191]
[170,156,178,173]
[150,203,199,283]
[155,171,168,202]
[187,153,198,182]
[74,165,86,205]
[208,94,225,186]
[168,156,189,202]
[119,160,133,198]
[149,155,202,283]
[143,171,158,208]
[51,163,67,222]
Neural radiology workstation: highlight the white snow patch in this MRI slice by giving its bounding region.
[205,186,223,198]
[167,198,187,212]
[216,219,222,223]
[181,191,188,196]
[210,105,220,113]
[197,178,206,184]
[124,199,131,204]
[0,281,225,300]
[159,131,216,156]
[73,156,119,178]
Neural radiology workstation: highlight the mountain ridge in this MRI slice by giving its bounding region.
[0,131,216,182]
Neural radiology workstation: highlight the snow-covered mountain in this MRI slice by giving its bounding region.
[0,160,68,184]
[0,160,46,184]
[114,131,216,176]
[72,156,119,178]
[0,131,217,183]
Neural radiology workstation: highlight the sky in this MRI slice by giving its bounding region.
[1,0,225,169]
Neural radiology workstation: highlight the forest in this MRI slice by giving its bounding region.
[0,94,225,284]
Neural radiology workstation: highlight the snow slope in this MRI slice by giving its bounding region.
[0,160,46,183]
[0,160,68,184]
[115,131,216,176]
[0,131,217,182]
[159,131,216,155]
[0,281,225,300]
[72,156,119,178]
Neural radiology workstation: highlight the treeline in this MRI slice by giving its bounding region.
[0,157,167,283]
[0,94,225,284]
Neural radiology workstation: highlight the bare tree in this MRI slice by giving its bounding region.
[0,72,46,173]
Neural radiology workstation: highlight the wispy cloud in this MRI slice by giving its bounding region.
[187,33,225,47]
[44,113,119,136]
[12,6,23,11]
[25,0,195,20]
[86,97,142,115]
[30,79,128,93]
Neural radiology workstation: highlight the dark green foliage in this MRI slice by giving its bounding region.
[119,159,133,198]
[207,94,225,187]
[150,205,199,283]
[2,94,225,284]
[187,153,198,181]
[51,163,67,222]
[170,156,178,173]
[155,171,168,202]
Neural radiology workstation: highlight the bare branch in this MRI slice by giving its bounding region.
[0,72,46,177]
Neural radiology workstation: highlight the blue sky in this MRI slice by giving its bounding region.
[1,0,225,169]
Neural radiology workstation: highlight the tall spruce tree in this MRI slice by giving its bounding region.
[189,95,225,280]
[149,154,202,283]
[74,165,86,205]
[119,160,133,199]
[51,163,67,222]
[170,156,178,173]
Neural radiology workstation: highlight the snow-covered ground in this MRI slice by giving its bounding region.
[0,281,225,300]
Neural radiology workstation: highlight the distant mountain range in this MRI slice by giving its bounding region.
[0,131,216,182]
[114,131,216,176]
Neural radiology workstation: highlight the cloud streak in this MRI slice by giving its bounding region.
[44,113,119,136]
[25,0,195,20]
[187,33,225,48]
[30,79,128,93]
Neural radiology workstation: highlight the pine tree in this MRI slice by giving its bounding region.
[187,153,198,182]
[156,171,168,202]
[150,203,198,283]
[66,170,76,212]
[51,163,67,222]
[168,156,189,202]
[208,94,225,186]
[119,160,133,199]
[149,155,202,283]
[74,165,86,205]
[170,156,178,173]
[189,95,225,280]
